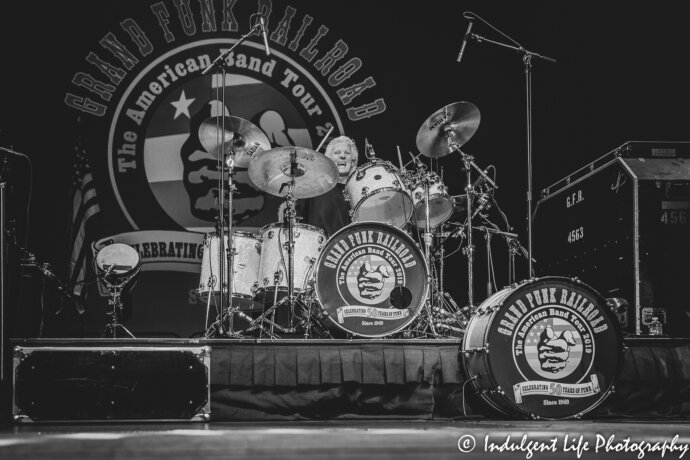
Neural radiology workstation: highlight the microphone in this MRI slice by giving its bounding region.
[456,19,474,63]
[259,15,270,56]
[471,167,491,189]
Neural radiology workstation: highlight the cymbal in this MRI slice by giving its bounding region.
[415,102,480,158]
[248,146,339,199]
[198,116,271,167]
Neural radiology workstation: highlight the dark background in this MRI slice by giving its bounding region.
[1,1,688,338]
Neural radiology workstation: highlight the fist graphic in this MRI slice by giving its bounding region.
[180,100,264,223]
[537,327,577,373]
[357,262,392,299]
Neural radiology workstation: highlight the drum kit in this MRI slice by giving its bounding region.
[191,99,532,340]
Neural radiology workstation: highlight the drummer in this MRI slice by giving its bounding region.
[296,135,358,236]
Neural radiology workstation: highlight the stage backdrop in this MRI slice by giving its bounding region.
[1,1,688,338]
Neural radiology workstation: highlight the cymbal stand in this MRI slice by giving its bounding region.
[447,134,497,311]
[243,150,303,336]
[420,172,439,337]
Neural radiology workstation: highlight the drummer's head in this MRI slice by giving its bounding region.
[325,136,358,178]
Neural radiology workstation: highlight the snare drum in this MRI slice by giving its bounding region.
[344,160,413,228]
[410,173,454,229]
[462,276,624,419]
[257,223,326,292]
[198,231,262,310]
[314,222,428,338]
[95,243,141,282]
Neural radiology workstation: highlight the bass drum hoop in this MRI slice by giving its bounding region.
[462,276,625,420]
[314,221,429,338]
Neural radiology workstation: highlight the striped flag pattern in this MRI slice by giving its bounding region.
[69,144,100,312]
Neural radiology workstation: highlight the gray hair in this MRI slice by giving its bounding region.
[324,136,359,174]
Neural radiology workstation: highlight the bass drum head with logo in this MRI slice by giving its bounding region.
[315,222,428,338]
[462,276,624,420]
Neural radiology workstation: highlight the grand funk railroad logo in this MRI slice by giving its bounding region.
[64,0,386,233]
[483,278,621,414]
[316,224,428,337]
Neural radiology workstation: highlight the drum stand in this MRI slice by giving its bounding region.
[242,150,307,337]
[100,269,139,339]
[446,132,497,312]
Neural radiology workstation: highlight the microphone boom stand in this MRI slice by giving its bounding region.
[463,14,556,278]
[201,22,262,338]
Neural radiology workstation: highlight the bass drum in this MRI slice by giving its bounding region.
[462,276,624,419]
[314,222,428,338]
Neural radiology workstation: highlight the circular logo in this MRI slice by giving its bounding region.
[315,223,428,337]
[465,277,624,419]
[108,39,344,231]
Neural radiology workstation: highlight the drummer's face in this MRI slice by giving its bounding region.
[329,142,352,176]
[328,142,354,176]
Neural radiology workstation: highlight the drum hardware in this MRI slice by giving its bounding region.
[95,243,141,339]
[416,102,496,314]
[247,145,338,334]
[199,24,273,339]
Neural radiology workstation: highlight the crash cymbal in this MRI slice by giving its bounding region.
[198,116,271,167]
[415,101,480,158]
[248,146,339,199]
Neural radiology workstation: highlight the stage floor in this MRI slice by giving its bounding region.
[2,419,690,459]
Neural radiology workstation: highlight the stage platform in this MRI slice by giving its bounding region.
[7,337,690,422]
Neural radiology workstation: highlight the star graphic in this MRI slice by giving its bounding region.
[170,90,195,119]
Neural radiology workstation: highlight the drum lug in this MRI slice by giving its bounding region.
[489,386,504,396]
[356,170,366,181]
[361,186,369,197]
[348,210,355,218]
[462,345,488,356]
[392,180,400,188]
[342,191,350,201]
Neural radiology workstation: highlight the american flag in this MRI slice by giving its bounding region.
[68,141,100,313]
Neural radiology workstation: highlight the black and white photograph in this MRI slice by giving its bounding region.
[1,1,689,458]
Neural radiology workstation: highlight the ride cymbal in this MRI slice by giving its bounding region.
[198,116,271,167]
[248,146,339,199]
[415,101,480,158]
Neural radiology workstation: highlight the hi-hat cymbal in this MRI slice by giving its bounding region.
[415,102,480,158]
[198,116,271,167]
[248,146,339,199]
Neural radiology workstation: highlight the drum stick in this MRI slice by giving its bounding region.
[315,125,334,152]
[396,145,404,170]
